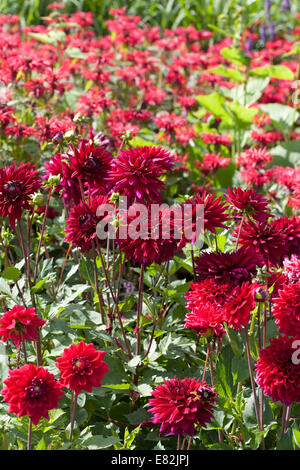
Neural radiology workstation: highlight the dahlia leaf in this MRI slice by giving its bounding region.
[1,267,21,282]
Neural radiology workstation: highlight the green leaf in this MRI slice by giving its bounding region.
[64,47,88,59]
[270,141,300,166]
[196,92,231,122]
[220,47,251,67]
[82,435,120,450]
[277,429,294,450]
[207,65,244,82]
[35,437,47,450]
[250,65,294,80]
[232,356,249,384]
[293,428,300,448]
[1,267,21,282]
[225,101,258,126]
[259,103,299,133]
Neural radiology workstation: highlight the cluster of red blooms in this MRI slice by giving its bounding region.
[0,303,109,425]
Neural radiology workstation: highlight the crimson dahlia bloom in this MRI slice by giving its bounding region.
[1,363,64,425]
[194,248,262,286]
[224,187,272,222]
[148,377,217,436]
[223,282,256,331]
[273,281,300,336]
[185,279,227,339]
[0,305,45,347]
[56,341,109,395]
[65,195,111,252]
[0,162,42,229]
[108,146,174,203]
[255,336,300,406]
[234,220,287,266]
[270,216,300,260]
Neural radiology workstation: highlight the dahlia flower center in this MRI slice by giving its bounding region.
[3,181,21,198]
[71,356,91,375]
[26,378,46,399]
[85,153,100,170]
[79,214,94,228]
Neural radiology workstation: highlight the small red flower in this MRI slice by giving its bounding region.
[223,282,257,331]
[1,363,64,425]
[224,187,272,222]
[56,341,109,395]
[255,335,300,406]
[148,377,217,436]
[0,162,42,229]
[0,306,45,347]
[272,281,300,337]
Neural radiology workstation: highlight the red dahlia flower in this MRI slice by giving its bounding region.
[56,341,109,395]
[269,216,300,260]
[148,377,217,436]
[185,279,227,338]
[283,255,300,282]
[272,281,300,337]
[194,248,262,286]
[223,282,257,331]
[224,187,272,222]
[1,363,64,425]
[116,204,179,266]
[0,162,42,229]
[255,335,300,406]
[65,195,111,252]
[234,220,287,266]
[108,146,174,203]
[0,305,45,347]
[178,191,229,249]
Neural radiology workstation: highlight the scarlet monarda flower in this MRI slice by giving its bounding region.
[0,305,45,347]
[108,146,174,203]
[0,162,42,229]
[272,281,300,337]
[255,335,300,406]
[65,195,111,252]
[1,363,64,425]
[148,377,217,436]
[224,187,272,222]
[194,248,262,286]
[56,341,109,395]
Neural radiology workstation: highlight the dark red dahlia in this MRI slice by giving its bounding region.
[283,255,300,282]
[0,162,42,229]
[0,305,45,347]
[148,377,217,436]
[255,335,300,406]
[56,341,109,395]
[116,204,179,266]
[194,248,262,286]
[234,220,287,266]
[68,140,112,192]
[178,191,230,249]
[224,187,272,222]
[272,281,300,337]
[269,216,300,260]
[108,146,174,203]
[65,195,111,252]
[185,279,227,338]
[44,154,81,204]
[1,363,64,425]
[223,282,256,331]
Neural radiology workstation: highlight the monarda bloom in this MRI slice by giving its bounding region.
[1,363,64,425]
[223,282,256,331]
[108,146,174,204]
[0,305,45,348]
[234,220,287,266]
[56,341,109,395]
[194,248,262,286]
[178,191,230,249]
[68,139,112,192]
[148,377,217,436]
[224,187,272,222]
[185,279,227,339]
[0,162,42,229]
[255,335,300,406]
[65,195,111,252]
[272,281,300,337]
[116,204,179,266]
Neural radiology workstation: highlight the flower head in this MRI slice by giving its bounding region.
[255,335,300,406]
[108,146,174,203]
[1,363,64,425]
[56,341,109,395]
[224,187,272,222]
[0,306,45,347]
[0,162,42,229]
[148,377,217,436]
[272,281,300,337]
[223,282,257,331]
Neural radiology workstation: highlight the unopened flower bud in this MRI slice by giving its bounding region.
[31,192,44,206]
